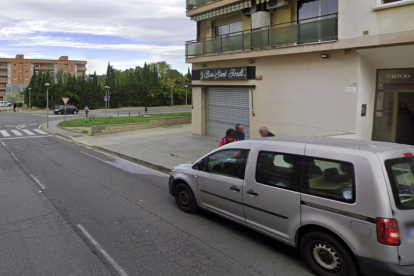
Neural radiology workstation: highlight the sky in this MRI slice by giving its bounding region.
[0,0,195,75]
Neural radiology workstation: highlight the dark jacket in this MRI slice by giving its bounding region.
[266,132,275,137]
[235,131,245,141]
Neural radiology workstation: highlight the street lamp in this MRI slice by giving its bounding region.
[28,87,31,113]
[45,83,50,128]
[171,86,173,107]
[62,68,70,83]
[185,85,188,111]
[104,86,110,117]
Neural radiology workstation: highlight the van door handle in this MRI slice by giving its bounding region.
[247,189,259,196]
[230,185,240,192]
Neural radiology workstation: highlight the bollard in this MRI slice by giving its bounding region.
[129,112,130,117]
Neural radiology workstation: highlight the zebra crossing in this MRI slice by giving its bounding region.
[0,129,48,138]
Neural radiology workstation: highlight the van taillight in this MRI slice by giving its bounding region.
[377,218,400,246]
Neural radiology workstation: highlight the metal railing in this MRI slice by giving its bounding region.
[186,0,220,10]
[185,13,338,58]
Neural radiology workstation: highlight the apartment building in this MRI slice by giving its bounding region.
[186,0,414,145]
[0,55,87,94]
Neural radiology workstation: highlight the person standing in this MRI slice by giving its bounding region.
[219,129,239,147]
[234,123,245,141]
[13,102,17,112]
[84,105,89,118]
[259,126,275,137]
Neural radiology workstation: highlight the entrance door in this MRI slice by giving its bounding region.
[373,91,414,145]
[205,87,250,139]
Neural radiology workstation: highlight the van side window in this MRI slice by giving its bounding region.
[255,152,303,191]
[205,149,249,180]
[303,158,355,203]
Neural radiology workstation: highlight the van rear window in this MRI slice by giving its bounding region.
[385,157,414,210]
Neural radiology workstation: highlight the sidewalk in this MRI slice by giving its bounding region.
[44,119,219,172]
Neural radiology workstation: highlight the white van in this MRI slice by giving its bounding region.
[0,101,9,107]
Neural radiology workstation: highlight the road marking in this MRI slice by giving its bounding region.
[5,125,13,127]
[0,130,10,137]
[29,123,37,125]
[1,142,6,147]
[38,123,46,129]
[31,174,46,189]
[33,129,48,135]
[77,224,129,276]
[2,135,52,140]
[22,129,35,136]
[11,153,18,162]
[11,130,23,136]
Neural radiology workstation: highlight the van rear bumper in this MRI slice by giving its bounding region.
[357,256,414,276]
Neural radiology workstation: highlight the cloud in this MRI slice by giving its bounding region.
[0,0,195,74]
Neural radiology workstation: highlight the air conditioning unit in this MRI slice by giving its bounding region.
[242,1,257,16]
[267,0,289,10]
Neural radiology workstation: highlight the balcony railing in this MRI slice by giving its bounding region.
[187,0,220,10]
[0,63,7,67]
[185,13,338,58]
[0,71,7,74]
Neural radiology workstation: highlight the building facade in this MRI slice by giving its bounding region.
[0,55,87,95]
[186,0,414,145]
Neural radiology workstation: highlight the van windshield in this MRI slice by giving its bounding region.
[385,156,414,210]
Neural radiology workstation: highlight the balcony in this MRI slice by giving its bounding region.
[0,70,7,75]
[185,14,338,58]
[0,63,7,67]
[187,0,220,10]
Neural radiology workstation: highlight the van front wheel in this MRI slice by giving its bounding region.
[301,232,359,276]
[174,183,197,213]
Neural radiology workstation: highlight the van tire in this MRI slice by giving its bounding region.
[301,232,359,276]
[174,183,197,213]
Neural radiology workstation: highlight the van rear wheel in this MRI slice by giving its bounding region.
[301,232,359,276]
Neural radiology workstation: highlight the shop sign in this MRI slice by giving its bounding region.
[200,67,248,81]
[378,69,414,90]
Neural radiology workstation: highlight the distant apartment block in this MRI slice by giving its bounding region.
[0,54,87,94]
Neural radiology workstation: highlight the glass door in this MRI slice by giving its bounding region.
[373,91,396,143]
[396,92,414,145]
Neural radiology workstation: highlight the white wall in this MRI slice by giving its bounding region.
[339,0,414,39]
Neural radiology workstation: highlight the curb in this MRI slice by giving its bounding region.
[55,133,172,175]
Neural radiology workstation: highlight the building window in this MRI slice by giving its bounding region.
[25,64,28,67]
[70,65,73,68]
[215,21,242,38]
[13,63,16,66]
[25,77,28,80]
[59,64,62,67]
[13,77,16,80]
[19,70,22,73]
[25,70,28,74]
[19,63,22,66]
[298,0,338,20]
[13,70,16,73]
[19,77,22,79]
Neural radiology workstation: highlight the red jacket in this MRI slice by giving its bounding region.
[219,137,239,147]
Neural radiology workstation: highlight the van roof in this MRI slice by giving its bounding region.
[252,136,411,153]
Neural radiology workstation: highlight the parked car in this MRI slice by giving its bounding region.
[54,105,78,115]
[7,102,11,107]
[169,137,414,276]
[0,101,9,107]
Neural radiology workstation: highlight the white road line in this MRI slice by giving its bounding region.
[31,175,46,190]
[38,123,45,130]
[22,129,35,136]
[5,125,13,127]
[1,141,6,147]
[11,130,23,136]
[76,224,129,276]
[10,153,18,162]
[29,123,37,125]
[0,130,10,137]
[2,135,52,140]
[33,129,48,135]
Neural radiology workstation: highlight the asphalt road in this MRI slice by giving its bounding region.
[0,112,314,276]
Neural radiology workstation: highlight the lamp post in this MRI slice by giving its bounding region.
[171,86,173,107]
[185,85,188,111]
[104,86,110,117]
[28,87,31,113]
[62,68,70,83]
[45,83,50,128]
